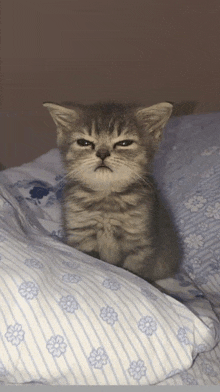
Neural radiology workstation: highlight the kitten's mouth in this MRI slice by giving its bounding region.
[95,164,113,172]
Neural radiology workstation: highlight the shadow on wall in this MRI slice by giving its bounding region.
[171,101,198,117]
[0,163,6,171]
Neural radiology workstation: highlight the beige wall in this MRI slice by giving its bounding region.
[1,0,220,168]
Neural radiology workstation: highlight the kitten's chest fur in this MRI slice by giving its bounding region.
[63,182,179,283]
[63,188,151,265]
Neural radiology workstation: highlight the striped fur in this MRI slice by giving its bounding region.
[43,101,179,282]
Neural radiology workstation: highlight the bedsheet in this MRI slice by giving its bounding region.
[0,111,220,385]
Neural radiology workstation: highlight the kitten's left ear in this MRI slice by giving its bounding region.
[43,102,79,130]
[135,102,173,144]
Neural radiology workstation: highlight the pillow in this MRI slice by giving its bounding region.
[0,184,219,385]
[153,112,220,312]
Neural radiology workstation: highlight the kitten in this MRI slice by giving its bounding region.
[43,101,179,282]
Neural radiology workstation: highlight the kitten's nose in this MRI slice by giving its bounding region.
[96,148,110,161]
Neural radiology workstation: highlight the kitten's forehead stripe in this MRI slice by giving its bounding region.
[74,103,141,138]
[91,120,96,136]
[108,117,116,134]
[122,127,136,137]
[87,120,92,136]
[116,119,125,136]
[96,116,103,135]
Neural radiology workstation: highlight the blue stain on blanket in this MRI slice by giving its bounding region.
[30,185,50,200]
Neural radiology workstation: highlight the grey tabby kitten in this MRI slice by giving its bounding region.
[43,101,179,282]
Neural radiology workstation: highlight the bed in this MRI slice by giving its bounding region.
[0,111,220,385]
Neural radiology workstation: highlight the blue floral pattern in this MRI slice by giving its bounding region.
[46,335,67,358]
[141,288,158,301]
[128,359,147,381]
[18,281,39,300]
[24,258,43,269]
[138,316,157,336]
[200,361,218,377]
[58,295,79,313]
[102,278,121,291]
[100,306,118,326]
[194,344,207,354]
[177,327,190,345]
[205,202,220,219]
[62,260,79,270]
[184,195,207,212]
[62,274,82,284]
[5,323,25,346]
[88,347,109,369]
[184,234,204,249]
[180,372,198,385]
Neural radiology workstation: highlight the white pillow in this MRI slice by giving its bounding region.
[0,185,219,385]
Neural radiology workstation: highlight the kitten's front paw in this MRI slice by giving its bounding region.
[85,250,100,259]
[122,253,154,281]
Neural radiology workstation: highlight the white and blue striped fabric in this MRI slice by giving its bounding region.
[1,111,220,385]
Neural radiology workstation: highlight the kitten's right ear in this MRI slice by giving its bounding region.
[135,102,173,146]
[43,103,79,130]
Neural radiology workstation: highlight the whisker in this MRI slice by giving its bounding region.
[64,160,97,180]
[62,153,154,190]
[130,170,154,190]
[112,157,154,189]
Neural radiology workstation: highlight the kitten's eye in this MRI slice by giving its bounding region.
[114,140,134,147]
[77,139,94,148]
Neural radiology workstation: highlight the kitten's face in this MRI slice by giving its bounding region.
[64,119,146,191]
[43,102,172,192]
